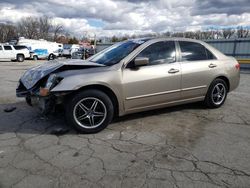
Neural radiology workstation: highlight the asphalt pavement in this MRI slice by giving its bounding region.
[0,60,250,188]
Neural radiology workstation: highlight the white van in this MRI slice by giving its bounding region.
[17,38,63,60]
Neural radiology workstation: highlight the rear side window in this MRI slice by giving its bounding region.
[14,45,28,50]
[137,41,176,65]
[205,48,215,60]
[4,46,12,50]
[179,41,215,61]
[0,46,2,50]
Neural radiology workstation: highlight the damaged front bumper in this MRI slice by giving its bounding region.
[16,80,57,114]
[25,95,56,114]
[16,79,70,114]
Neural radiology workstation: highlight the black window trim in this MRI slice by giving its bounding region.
[177,40,217,62]
[13,45,28,50]
[3,45,12,51]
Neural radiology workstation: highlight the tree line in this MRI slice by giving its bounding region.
[0,16,66,43]
[110,27,250,42]
[0,16,249,44]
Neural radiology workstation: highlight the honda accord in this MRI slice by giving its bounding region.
[16,38,240,133]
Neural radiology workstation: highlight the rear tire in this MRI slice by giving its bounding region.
[33,55,38,61]
[66,90,114,133]
[17,54,24,62]
[204,78,228,108]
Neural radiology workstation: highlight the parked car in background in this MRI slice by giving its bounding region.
[62,44,80,58]
[17,37,63,60]
[71,47,96,59]
[30,49,49,60]
[62,44,71,58]
[0,44,30,62]
[16,38,240,133]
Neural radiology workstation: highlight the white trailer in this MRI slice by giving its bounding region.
[17,37,63,60]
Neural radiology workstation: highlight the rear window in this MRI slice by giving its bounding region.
[179,41,215,61]
[14,46,28,50]
[4,46,12,50]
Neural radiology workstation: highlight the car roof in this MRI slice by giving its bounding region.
[124,37,227,60]
[127,37,209,46]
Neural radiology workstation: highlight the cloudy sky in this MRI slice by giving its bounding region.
[0,0,250,37]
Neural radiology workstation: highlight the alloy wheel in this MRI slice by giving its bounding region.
[73,97,107,129]
[211,83,226,105]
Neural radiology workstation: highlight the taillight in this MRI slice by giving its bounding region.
[235,63,240,70]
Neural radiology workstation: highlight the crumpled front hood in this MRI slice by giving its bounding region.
[21,59,105,89]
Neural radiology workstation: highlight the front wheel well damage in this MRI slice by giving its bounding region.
[64,85,119,117]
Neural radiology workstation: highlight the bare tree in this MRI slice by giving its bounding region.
[221,29,235,39]
[0,24,18,43]
[18,17,39,39]
[172,32,185,38]
[53,24,64,41]
[38,16,51,40]
[201,31,214,39]
[17,16,64,41]
[237,26,249,38]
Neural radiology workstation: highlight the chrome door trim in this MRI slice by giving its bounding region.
[126,85,206,100]
[126,89,181,100]
[182,85,207,91]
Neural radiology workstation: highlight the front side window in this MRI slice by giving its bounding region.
[179,41,215,61]
[137,41,176,65]
[4,46,12,50]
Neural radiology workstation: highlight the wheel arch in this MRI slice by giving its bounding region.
[16,53,25,62]
[214,75,230,91]
[67,84,120,117]
[16,53,24,58]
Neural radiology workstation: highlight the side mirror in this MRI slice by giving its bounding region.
[134,57,149,67]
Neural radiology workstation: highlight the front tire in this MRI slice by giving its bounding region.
[66,90,114,133]
[204,78,228,108]
[48,54,55,60]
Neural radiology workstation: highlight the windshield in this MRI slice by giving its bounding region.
[89,40,146,66]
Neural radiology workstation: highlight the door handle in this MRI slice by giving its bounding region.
[168,68,179,74]
[208,63,217,68]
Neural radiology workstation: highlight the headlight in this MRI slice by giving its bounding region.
[40,74,62,97]
[45,74,58,89]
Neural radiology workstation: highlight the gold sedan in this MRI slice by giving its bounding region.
[17,38,240,133]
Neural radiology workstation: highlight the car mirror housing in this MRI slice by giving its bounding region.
[134,57,149,66]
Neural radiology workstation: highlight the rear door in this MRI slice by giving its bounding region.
[178,41,219,99]
[122,40,182,111]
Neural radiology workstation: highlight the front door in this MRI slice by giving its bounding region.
[122,41,182,112]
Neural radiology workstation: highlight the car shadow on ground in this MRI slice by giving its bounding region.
[114,101,206,123]
[0,101,207,135]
